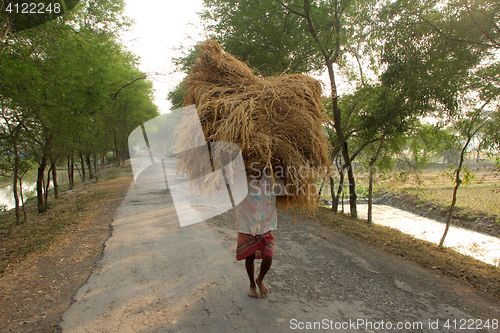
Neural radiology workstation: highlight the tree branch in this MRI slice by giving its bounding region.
[342,99,360,133]
[111,76,147,101]
[349,136,382,162]
[465,3,500,49]
[345,45,365,86]
[417,12,498,49]
[302,0,331,63]
[276,1,306,18]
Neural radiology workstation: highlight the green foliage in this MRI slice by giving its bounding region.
[201,0,323,75]
[0,0,157,214]
[442,164,476,186]
[0,0,79,34]
[380,0,490,117]
[462,167,477,185]
[167,78,187,111]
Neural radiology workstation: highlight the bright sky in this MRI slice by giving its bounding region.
[122,0,207,114]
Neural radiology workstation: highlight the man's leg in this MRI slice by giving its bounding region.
[256,253,272,297]
[245,254,259,298]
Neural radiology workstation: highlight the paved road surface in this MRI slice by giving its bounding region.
[61,182,500,332]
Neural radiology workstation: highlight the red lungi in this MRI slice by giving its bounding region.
[236,231,275,260]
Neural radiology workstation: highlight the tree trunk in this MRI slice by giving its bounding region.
[0,17,11,55]
[74,157,83,181]
[67,157,71,188]
[67,156,74,189]
[79,152,86,181]
[51,160,58,199]
[439,138,470,247]
[334,168,344,212]
[44,164,53,211]
[37,154,47,213]
[123,145,130,161]
[367,135,386,224]
[327,63,357,218]
[19,177,26,223]
[12,136,20,224]
[317,180,324,201]
[345,161,357,217]
[85,154,94,179]
[367,163,375,224]
[440,177,461,247]
[329,176,335,210]
[71,156,75,186]
[341,181,345,213]
[114,134,120,167]
[299,0,357,216]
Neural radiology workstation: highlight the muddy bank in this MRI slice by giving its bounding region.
[373,191,500,238]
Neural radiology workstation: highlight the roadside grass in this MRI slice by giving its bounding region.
[302,206,500,299]
[0,165,132,275]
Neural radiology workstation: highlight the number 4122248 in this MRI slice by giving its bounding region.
[5,2,61,14]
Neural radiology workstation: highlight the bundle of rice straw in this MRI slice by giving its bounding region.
[177,40,332,209]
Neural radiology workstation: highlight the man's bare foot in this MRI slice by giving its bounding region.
[256,278,269,297]
[248,286,260,298]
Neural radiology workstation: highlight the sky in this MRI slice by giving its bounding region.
[122,0,207,114]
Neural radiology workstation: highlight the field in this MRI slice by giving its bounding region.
[380,162,500,217]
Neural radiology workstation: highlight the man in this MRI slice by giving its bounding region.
[235,165,286,298]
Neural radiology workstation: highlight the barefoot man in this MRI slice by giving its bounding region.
[235,166,286,298]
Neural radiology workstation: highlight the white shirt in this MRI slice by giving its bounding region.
[235,172,285,235]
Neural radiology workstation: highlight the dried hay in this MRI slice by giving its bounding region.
[177,40,332,209]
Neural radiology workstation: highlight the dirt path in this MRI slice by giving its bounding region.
[0,166,132,333]
[60,182,500,332]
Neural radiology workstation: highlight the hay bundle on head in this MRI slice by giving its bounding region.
[178,39,332,209]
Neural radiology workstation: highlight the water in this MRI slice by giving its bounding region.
[344,203,500,267]
[0,170,80,210]
[0,181,37,210]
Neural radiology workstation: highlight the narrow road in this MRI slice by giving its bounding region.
[61,182,500,332]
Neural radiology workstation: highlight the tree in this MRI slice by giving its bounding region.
[0,0,79,53]
[381,0,499,244]
[174,0,498,222]
[201,0,323,76]
[337,82,423,223]
[439,98,495,246]
[0,0,157,214]
[181,0,384,217]
[0,99,35,224]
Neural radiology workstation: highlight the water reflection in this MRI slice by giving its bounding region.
[0,182,37,210]
[0,171,81,211]
[346,204,500,267]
